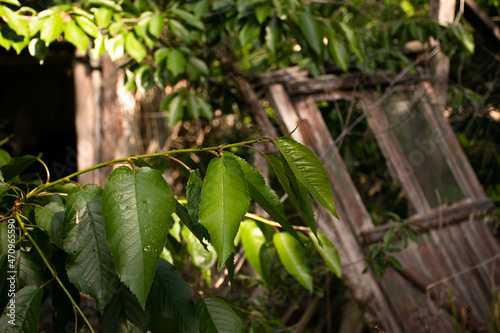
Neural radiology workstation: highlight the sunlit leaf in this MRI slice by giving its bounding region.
[28,38,49,64]
[94,6,113,28]
[274,137,336,215]
[125,32,147,63]
[167,49,186,77]
[105,34,125,61]
[240,219,270,282]
[148,13,165,38]
[199,156,250,266]
[225,152,299,240]
[274,232,313,292]
[309,231,341,278]
[75,16,99,38]
[102,166,176,308]
[40,13,64,46]
[64,19,90,53]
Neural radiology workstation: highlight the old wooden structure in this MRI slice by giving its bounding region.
[263,65,499,331]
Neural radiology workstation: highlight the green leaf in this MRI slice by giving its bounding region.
[309,231,341,278]
[75,16,99,38]
[35,202,64,248]
[166,94,184,127]
[195,297,245,333]
[102,166,176,308]
[148,13,165,38]
[105,34,125,61]
[169,19,190,42]
[187,56,209,76]
[199,156,250,266]
[63,184,119,311]
[94,6,113,28]
[0,154,38,182]
[267,154,316,237]
[86,0,123,11]
[135,65,155,94]
[149,259,198,333]
[154,47,169,64]
[273,232,313,292]
[255,3,271,24]
[64,19,90,53]
[11,38,29,54]
[240,219,269,282]
[299,11,322,56]
[265,16,282,54]
[91,32,106,58]
[195,93,213,120]
[194,0,209,18]
[186,170,203,224]
[388,255,403,271]
[339,22,363,62]
[40,13,64,46]
[0,0,21,6]
[224,152,299,240]
[0,286,43,333]
[274,137,336,215]
[383,229,395,249]
[186,93,200,119]
[0,26,13,51]
[181,225,216,272]
[167,49,186,77]
[125,32,147,63]
[18,251,44,288]
[239,20,260,47]
[173,8,204,31]
[325,26,348,71]
[176,202,210,248]
[101,284,149,333]
[28,38,49,64]
[1,6,29,37]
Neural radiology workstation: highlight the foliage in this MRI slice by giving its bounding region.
[0,136,341,332]
[0,0,475,122]
[364,214,422,281]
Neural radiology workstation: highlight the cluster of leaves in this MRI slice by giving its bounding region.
[364,213,422,281]
[0,136,341,332]
[0,0,476,121]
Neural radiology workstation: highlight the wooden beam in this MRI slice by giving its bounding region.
[361,197,494,244]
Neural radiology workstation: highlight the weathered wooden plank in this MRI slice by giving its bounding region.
[262,70,425,95]
[360,90,432,215]
[362,198,494,244]
[438,225,490,325]
[390,230,486,330]
[380,267,454,332]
